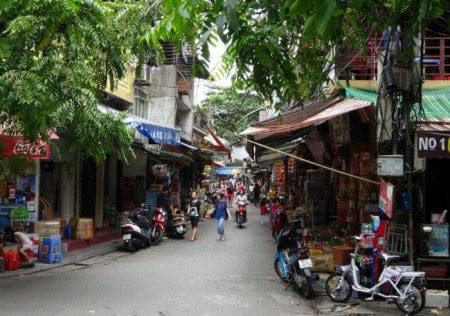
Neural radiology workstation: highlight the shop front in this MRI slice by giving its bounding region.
[415,122,450,284]
[244,92,400,286]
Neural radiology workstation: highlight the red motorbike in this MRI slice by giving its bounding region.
[236,200,248,229]
[149,207,167,245]
[272,206,288,240]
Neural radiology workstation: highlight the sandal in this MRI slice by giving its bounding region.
[190,236,195,241]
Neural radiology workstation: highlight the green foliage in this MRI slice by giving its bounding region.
[197,86,264,145]
[0,0,154,165]
[153,0,449,103]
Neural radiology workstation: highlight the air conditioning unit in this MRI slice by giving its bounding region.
[391,65,410,91]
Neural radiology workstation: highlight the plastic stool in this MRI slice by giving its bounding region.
[38,236,62,264]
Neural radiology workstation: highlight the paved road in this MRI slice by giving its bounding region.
[0,205,314,316]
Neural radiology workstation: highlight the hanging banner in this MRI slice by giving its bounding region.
[136,124,181,145]
[378,179,394,218]
[0,136,50,159]
[417,130,450,158]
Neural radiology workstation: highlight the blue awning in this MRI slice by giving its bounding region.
[180,142,198,151]
[136,124,181,145]
[215,167,237,176]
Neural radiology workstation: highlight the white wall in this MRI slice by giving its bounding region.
[123,149,147,179]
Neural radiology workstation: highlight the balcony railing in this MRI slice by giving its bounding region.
[336,36,450,81]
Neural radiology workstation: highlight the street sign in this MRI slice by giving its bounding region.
[377,155,404,177]
[417,130,450,158]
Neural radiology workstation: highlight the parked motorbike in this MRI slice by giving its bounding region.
[121,209,152,252]
[274,223,315,299]
[272,205,288,240]
[326,236,426,314]
[236,200,247,229]
[149,207,168,245]
[167,211,187,238]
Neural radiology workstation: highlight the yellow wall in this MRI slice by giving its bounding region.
[336,79,450,92]
[106,67,135,104]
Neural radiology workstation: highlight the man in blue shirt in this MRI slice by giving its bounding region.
[215,193,231,241]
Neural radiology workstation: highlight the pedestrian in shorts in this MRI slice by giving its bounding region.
[215,193,231,241]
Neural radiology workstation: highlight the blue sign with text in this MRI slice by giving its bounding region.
[137,124,181,145]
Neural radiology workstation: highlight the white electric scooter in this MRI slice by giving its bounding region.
[326,236,426,314]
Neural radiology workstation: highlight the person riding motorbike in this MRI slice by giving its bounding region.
[235,189,249,221]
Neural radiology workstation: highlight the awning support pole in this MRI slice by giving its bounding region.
[245,138,380,186]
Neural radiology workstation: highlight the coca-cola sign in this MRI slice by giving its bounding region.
[0,136,50,159]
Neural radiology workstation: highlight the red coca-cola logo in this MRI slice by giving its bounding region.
[13,139,48,158]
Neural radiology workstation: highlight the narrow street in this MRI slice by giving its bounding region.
[0,205,314,316]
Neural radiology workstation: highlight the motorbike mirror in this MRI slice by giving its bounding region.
[354,236,362,242]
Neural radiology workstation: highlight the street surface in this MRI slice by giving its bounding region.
[0,205,313,316]
[0,205,446,316]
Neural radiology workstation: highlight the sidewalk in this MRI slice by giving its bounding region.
[0,238,123,279]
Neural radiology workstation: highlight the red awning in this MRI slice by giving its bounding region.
[241,98,372,137]
[206,127,230,153]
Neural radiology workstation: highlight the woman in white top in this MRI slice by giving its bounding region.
[235,189,249,221]
[14,232,33,261]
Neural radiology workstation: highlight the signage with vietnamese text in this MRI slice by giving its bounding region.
[137,124,181,145]
[378,179,394,218]
[417,130,450,158]
[0,136,50,159]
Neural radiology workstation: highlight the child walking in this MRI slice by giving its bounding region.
[215,193,231,241]
[269,197,278,229]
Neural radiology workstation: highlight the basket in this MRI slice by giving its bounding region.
[332,246,354,266]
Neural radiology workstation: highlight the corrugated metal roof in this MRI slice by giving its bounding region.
[242,98,372,136]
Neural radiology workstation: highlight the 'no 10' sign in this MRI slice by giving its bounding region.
[417,131,450,158]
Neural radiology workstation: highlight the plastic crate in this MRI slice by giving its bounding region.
[2,252,20,271]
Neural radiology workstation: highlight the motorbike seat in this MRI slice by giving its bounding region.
[381,253,401,265]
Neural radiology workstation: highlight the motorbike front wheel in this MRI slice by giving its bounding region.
[149,227,163,245]
[326,272,352,303]
[395,282,425,314]
[238,214,243,229]
[274,258,288,283]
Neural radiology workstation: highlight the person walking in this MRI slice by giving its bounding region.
[226,183,235,205]
[259,195,267,225]
[215,193,231,241]
[253,182,260,206]
[189,192,201,241]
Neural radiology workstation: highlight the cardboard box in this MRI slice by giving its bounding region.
[311,253,335,272]
[34,220,62,237]
[69,218,93,240]
[0,245,18,256]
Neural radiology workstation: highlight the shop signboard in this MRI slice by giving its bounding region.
[428,224,449,257]
[378,179,394,218]
[137,124,181,145]
[330,114,350,147]
[417,130,450,158]
[0,136,50,159]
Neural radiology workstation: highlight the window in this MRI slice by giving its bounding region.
[134,91,147,119]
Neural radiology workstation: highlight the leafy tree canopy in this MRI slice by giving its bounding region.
[197,86,264,145]
[153,0,449,103]
[0,0,157,164]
